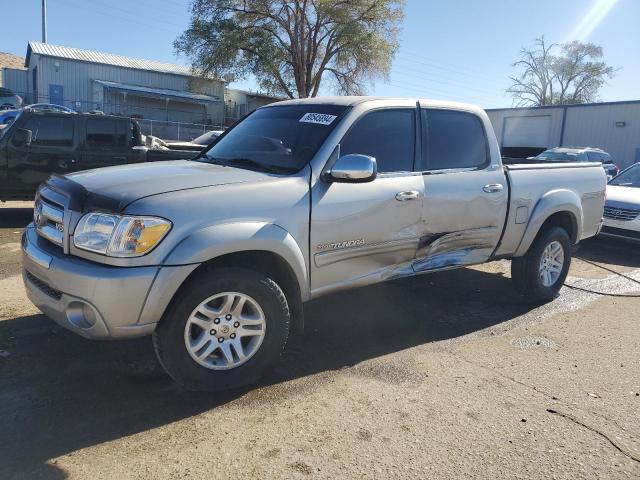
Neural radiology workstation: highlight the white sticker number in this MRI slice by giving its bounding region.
[299,112,337,125]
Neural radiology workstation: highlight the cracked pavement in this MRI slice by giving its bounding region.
[0,202,639,479]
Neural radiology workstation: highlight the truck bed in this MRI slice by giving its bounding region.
[494,162,606,257]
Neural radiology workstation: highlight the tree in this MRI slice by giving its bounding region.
[175,0,404,98]
[507,37,616,106]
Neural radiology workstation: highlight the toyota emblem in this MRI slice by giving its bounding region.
[34,203,45,227]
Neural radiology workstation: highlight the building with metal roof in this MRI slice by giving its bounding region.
[25,42,194,76]
[3,42,227,138]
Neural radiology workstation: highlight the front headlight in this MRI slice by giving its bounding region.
[73,213,171,257]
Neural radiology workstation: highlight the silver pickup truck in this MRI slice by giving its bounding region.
[22,97,605,390]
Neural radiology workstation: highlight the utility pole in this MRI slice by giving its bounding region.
[42,0,48,43]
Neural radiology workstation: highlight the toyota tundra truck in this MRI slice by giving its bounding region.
[22,97,606,391]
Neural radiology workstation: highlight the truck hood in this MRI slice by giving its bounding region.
[53,160,276,212]
[605,184,640,208]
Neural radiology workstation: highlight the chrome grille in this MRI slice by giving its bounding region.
[34,194,65,247]
[603,206,640,222]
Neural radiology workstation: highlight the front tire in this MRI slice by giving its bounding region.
[153,267,290,391]
[511,226,571,302]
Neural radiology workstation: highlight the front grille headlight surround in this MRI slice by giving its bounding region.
[73,212,171,257]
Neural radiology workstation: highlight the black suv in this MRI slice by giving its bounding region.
[0,110,196,200]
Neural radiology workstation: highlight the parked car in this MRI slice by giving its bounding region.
[0,87,23,110]
[26,103,75,113]
[600,163,640,242]
[531,147,620,180]
[22,97,605,391]
[164,129,225,151]
[0,110,199,200]
[0,103,74,127]
[0,109,20,125]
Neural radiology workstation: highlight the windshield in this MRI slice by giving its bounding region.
[199,104,348,173]
[610,164,640,187]
[535,150,583,162]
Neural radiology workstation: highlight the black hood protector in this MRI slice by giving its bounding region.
[45,174,125,212]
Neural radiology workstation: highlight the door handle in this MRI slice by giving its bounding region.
[112,156,127,162]
[395,190,421,201]
[483,183,504,193]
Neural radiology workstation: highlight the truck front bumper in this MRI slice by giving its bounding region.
[22,226,198,340]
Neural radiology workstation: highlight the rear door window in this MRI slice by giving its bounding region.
[115,119,130,146]
[86,118,117,147]
[586,152,601,162]
[587,151,612,164]
[339,109,415,173]
[420,109,489,171]
[24,116,74,146]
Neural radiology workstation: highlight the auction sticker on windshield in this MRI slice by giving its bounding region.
[299,112,337,125]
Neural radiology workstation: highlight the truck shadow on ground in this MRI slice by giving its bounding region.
[577,236,640,269]
[0,266,537,478]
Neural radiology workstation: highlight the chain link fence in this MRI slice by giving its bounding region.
[4,90,225,141]
[136,119,223,141]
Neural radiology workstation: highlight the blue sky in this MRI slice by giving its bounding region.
[2,0,637,108]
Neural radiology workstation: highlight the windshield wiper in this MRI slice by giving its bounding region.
[222,158,291,174]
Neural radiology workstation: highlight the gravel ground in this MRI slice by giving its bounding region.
[0,202,639,479]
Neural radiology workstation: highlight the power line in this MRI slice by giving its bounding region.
[399,47,509,70]
[91,0,189,28]
[390,65,502,96]
[56,0,183,34]
[383,79,499,105]
[386,74,500,100]
[393,54,500,84]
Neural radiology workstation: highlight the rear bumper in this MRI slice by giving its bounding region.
[22,226,197,339]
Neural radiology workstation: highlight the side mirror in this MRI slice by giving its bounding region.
[327,154,377,183]
[11,128,32,148]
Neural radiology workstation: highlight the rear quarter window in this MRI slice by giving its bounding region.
[420,109,489,171]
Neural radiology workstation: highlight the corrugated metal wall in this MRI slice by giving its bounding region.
[486,102,640,168]
[563,104,640,168]
[26,54,224,124]
[2,68,28,96]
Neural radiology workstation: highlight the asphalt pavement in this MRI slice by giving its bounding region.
[1,202,639,479]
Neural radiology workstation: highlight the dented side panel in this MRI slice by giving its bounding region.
[413,166,508,270]
[310,172,425,295]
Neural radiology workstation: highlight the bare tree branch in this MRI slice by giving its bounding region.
[507,37,616,106]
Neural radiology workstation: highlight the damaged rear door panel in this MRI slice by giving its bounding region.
[412,106,508,272]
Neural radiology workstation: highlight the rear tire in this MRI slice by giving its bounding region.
[511,227,571,302]
[153,267,290,391]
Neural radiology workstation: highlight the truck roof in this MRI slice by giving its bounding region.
[271,96,482,113]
